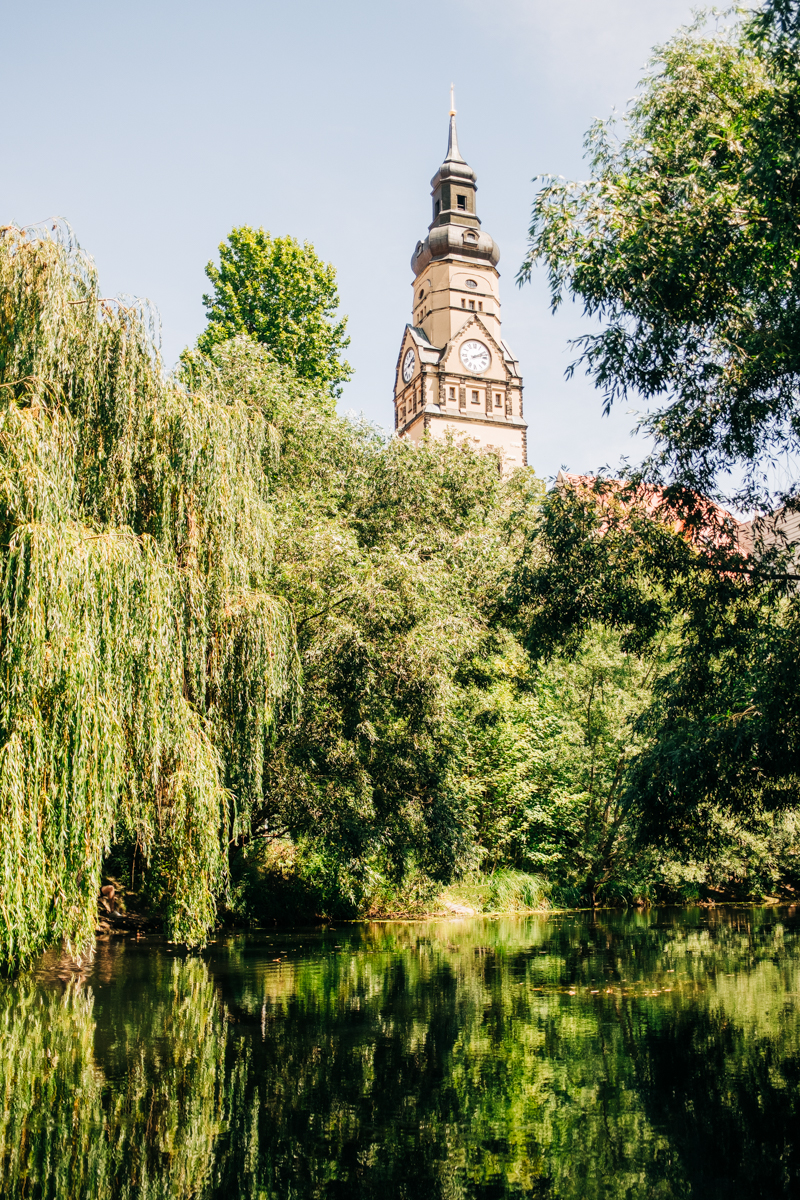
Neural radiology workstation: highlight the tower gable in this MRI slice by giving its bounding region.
[393,325,440,392]
[441,316,515,384]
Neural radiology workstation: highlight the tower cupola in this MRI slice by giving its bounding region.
[430,112,478,226]
[411,91,499,278]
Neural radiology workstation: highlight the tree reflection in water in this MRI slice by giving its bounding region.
[2,908,799,1199]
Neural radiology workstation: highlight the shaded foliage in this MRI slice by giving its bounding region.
[460,626,657,905]
[253,360,515,890]
[507,478,800,845]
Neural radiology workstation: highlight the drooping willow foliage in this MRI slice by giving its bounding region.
[0,223,298,967]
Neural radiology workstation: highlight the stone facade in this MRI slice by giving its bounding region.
[393,108,527,471]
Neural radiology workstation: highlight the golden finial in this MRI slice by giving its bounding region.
[449,83,456,117]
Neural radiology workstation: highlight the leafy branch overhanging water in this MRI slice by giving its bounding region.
[0,223,299,966]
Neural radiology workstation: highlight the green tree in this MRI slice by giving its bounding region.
[0,226,300,966]
[513,1,800,850]
[506,476,800,844]
[519,2,800,513]
[199,226,352,396]
[0,217,548,963]
[188,335,515,902]
[460,626,659,905]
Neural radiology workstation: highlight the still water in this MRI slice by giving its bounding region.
[2,908,800,1199]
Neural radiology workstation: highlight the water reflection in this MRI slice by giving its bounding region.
[2,908,799,1198]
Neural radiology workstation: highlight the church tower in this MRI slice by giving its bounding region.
[393,93,527,469]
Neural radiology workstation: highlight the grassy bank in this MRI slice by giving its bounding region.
[98,835,800,938]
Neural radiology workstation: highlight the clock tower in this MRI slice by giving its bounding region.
[393,94,527,469]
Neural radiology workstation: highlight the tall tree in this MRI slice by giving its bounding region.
[199,226,352,397]
[0,226,300,965]
[512,1,800,845]
[519,2,800,513]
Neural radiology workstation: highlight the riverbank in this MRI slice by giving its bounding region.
[94,861,799,945]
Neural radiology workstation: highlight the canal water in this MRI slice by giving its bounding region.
[2,907,799,1198]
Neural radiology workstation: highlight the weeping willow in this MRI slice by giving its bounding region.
[0,223,298,966]
[0,959,227,1198]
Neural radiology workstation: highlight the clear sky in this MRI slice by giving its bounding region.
[1,0,704,480]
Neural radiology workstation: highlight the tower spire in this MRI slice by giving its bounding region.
[445,85,464,164]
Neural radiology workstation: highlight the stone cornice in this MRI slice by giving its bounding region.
[424,409,528,432]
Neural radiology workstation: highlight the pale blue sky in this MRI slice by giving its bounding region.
[2,0,706,479]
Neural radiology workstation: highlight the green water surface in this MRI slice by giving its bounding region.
[3,907,800,1199]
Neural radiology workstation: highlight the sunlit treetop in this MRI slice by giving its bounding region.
[200,226,353,399]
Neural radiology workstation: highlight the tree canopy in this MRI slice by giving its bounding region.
[0,221,553,966]
[519,1,800,513]
[199,226,352,397]
[510,1,800,850]
[506,476,800,842]
[0,222,301,963]
[8,5,800,966]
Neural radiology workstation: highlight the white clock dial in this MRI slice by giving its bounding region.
[460,340,490,374]
[402,348,415,383]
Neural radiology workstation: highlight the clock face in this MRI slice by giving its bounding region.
[402,348,415,383]
[460,340,490,374]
